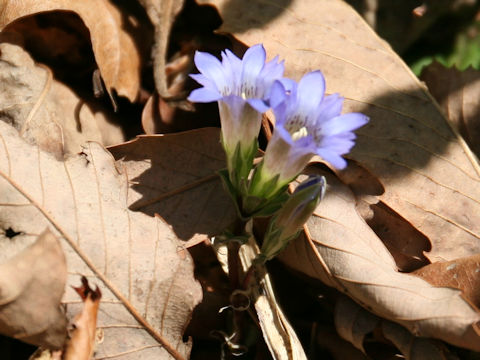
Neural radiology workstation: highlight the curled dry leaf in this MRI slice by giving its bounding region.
[0,39,124,159]
[0,121,202,360]
[0,0,141,101]
[63,277,102,360]
[280,169,480,351]
[108,127,236,244]
[0,229,67,349]
[421,61,480,158]
[197,0,480,263]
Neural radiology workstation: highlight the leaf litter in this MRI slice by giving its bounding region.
[0,0,480,358]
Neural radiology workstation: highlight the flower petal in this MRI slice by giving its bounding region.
[241,44,266,96]
[247,98,269,113]
[194,51,229,94]
[190,73,217,90]
[316,93,343,123]
[321,113,369,136]
[297,71,325,114]
[269,80,288,109]
[188,87,222,103]
[317,148,348,169]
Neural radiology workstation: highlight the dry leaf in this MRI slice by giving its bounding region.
[421,61,480,158]
[138,0,185,98]
[63,277,102,360]
[414,254,480,309]
[335,296,459,359]
[197,0,480,263]
[0,38,124,158]
[0,229,67,349]
[280,169,480,351]
[108,127,236,244]
[0,121,202,359]
[0,0,141,102]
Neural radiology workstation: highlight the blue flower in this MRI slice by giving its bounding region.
[250,71,368,198]
[188,44,284,162]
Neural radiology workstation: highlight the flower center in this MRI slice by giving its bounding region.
[291,126,308,141]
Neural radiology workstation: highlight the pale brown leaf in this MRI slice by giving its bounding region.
[421,61,480,158]
[0,121,202,359]
[0,38,124,159]
[0,229,67,349]
[335,296,459,359]
[108,128,236,243]
[197,0,480,263]
[280,169,480,351]
[0,0,141,102]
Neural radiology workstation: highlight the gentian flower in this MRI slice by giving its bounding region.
[249,71,369,199]
[258,175,326,262]
[188,44,284,187]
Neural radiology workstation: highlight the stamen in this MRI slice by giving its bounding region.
[291,126,308,141]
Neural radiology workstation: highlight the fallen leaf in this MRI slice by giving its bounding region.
[196,0,480,263]
[0,121,202,359]
[280,168,480,351]
[63,277,102,360]
[414,254,480,309]
[421,61,480,158]
[138,0,185,98]
[0,38,124,158]
[0,229,67,349]
[108,127,236,244]
[335,296,459,359]
[0,0,141,102]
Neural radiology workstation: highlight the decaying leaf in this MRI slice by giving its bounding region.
[138,0,185,98]
[335,296,459,359]
[414,254,480,309]
[0,38,124,159]
[0,229,67,349]
[0,121,202,359]
[0,0,141,102]
[280,169,480,351]
[197,0,480,264]
[108,127,236,244]
[421,61,480,158]
[63,277,102,360]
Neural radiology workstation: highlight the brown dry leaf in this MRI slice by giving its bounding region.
[63,277,102,360]
[196,0,480,263]
[421,61,480,158]
[0,229,67,349]
[0,121,202,359]
[108,127,236,244]
[0,37,124,159]
[414,254,480,309]
[335,296,459,359]
[138,0,185,98]
[280,169,480,351]
[0,0,141,102]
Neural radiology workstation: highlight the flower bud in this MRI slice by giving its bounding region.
[259,175,326,262]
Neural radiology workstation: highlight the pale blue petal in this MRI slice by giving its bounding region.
[247,98,269,113]
[316,94,343,123]
[190,73,218,91]
[194,51,229,94]
[321,113,369,136]
[188,88,222,102]
[269,80,287,109]
[317,148,348,169]
[297,71,325,114]
[241,44,266,95]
